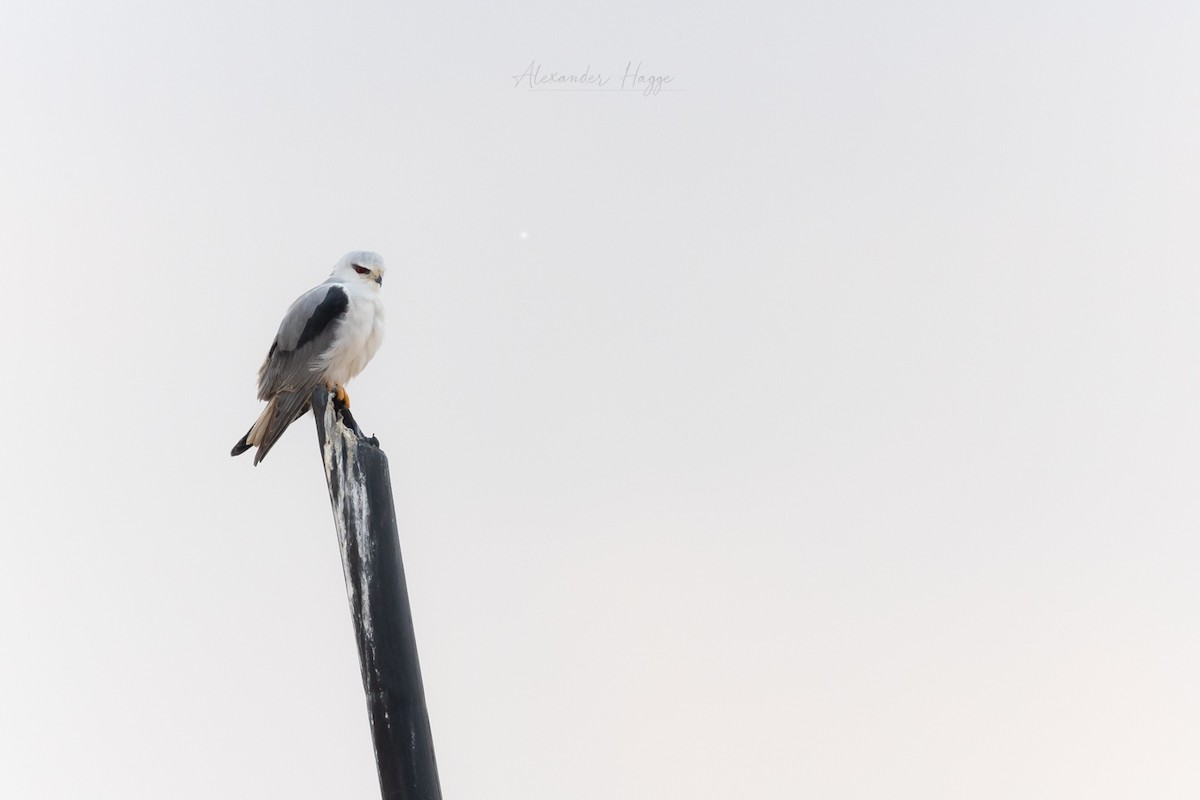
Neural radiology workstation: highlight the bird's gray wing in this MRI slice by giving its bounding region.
[257,281,349,400]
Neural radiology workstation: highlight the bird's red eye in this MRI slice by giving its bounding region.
[353,265,369,275]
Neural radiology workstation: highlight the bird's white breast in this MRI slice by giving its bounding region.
[318,284,385,385]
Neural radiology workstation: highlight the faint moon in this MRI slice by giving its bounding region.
[519,231,528,239]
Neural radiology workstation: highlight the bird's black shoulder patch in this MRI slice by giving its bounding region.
[297,285,349,349]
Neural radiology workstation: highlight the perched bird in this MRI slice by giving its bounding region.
[232,251,386,465]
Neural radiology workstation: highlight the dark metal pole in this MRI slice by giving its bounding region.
[311,388,442,800]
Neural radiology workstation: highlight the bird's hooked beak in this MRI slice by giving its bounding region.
[375,274,383,286]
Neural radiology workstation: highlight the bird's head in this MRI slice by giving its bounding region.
[332,250,386,288]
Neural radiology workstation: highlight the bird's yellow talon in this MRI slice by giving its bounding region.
[335,384,350,407]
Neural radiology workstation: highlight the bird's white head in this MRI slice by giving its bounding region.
[331,250,386,289]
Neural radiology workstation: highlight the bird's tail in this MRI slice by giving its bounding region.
[230,392,312,465]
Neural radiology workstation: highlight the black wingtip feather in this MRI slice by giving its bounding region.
[231,431,252,457]
[247,395,313,466]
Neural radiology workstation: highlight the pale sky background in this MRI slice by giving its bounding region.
[2,1,1198,798]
